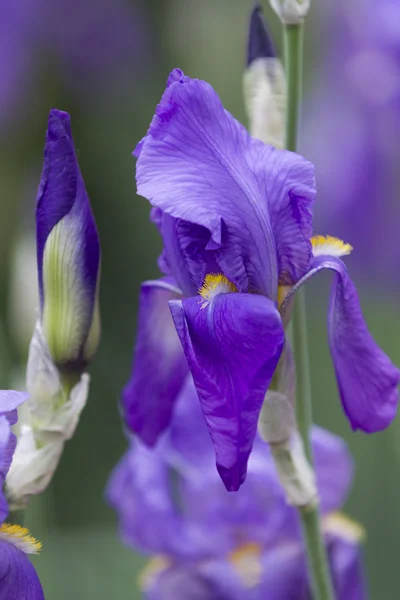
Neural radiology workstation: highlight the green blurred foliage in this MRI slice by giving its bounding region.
[0,1,399,598]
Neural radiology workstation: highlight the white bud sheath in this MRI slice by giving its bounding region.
[6,321,89,509]
[269,0,310,25]
[244,57,286,148]
[258,390,296,444]
[271,432,318,508]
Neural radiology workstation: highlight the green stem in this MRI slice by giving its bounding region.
[283,23,335,600]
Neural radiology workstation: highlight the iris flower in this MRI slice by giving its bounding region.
[123,68,399,491]
[0,391,44,599]
[110,379,366,599]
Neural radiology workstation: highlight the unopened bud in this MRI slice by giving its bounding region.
[244,5,286,147]
[269,0,310,25]
[36,109,101,374]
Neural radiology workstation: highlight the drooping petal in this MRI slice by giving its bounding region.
[312,427,354,514]
[285,255,400,432]
[0,540,44,600]
[36,108,100,370]
[122,278,189,446]
[136,69,315,298]
[169,293,284,491]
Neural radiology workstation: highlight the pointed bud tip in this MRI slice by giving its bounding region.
[247,4,276,66]
[47,108,72,141]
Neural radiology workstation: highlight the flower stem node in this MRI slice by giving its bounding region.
[269,0,310,25]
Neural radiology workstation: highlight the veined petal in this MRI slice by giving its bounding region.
[0,540,44,600]
[286,256,400,432]
[169,293,284,491]
[37,108,100,370]
[122,278,189,446]
[136,69,315,299]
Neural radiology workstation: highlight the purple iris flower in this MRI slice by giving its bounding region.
[36,108,101,373]
[109,379,366,599]
[302,0,400,282]
[0,391,44,599]
[123,68,399,491]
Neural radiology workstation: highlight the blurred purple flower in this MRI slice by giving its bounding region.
[123,68,399,491]
[108,379,366,600]
[0,0,149,130]
[0,391,44,599]
[302,0,400,283]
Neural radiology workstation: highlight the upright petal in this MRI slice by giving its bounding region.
[136,69,315,298]
[287,255,400,432]
[36,108,101,370]
[0,541,44,600]
[122,278,189,446]
[170,293,284,491]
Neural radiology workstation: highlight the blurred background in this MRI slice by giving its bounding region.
[0,0,399,597]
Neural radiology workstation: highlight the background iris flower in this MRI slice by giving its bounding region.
[109,378,366,599]
[123,68,399,491]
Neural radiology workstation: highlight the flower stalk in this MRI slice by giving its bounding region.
[283,21,335,600]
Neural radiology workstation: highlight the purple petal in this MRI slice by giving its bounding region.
[36,108,100,365]
[122,278,189,446]
[260,543,308,599]
[106,439,203,560]
[0,391,27,425]
[0,392,27,521]
[328,534,366,600]
[167,376,215,471]
[291,256,400,432]
[169,293,284,491]
[136,70,315,298]
[0,541,44,600]
[144,560,243,600]
[0,417,11,524]
[312,426,354,514]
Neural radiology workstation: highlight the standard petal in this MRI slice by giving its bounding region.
[286,256,400,432]
[136,69,315,298]
[0,541,44,600]
[122,278,189,446]
[37,108,100,368]
[169,293,284,491]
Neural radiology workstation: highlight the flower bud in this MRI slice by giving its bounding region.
[36,109,101,374]
[269,0,310,25]
[244,5,286,147]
